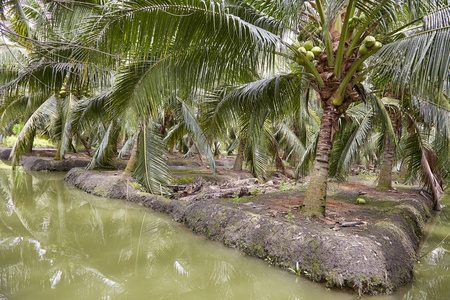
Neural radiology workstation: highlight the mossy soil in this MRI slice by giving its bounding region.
[64,162,433,297]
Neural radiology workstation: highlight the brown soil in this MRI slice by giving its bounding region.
[230,181,426,231]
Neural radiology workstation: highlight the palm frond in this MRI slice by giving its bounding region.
[134,122,170,194]
[329,103,374,179]
[87,121,119,170]
[176,97,216,172]
[404,117,443,210]
[201,75,299,137]
[10,95,57,167]
[373,95,398,148]
[295,131,319,178]
[275,121,307,160]
[412,96,450,135]
[372,7,450,100]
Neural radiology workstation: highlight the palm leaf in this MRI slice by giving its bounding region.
[10,96,57,168]
[176,97,216,172]
[133,122,170,195]
[404,117,443,210]
[87,121,119,169]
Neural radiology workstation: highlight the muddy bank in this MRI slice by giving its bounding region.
[21,156,89,171]
[0,148,90,171]
[65,168,432,296]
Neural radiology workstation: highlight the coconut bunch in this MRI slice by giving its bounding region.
[348,13,366,30]
[358,35,382,56]
[58,85,92,98]
[291,40,323,66]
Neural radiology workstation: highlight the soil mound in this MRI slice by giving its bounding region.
[65,168,433,296]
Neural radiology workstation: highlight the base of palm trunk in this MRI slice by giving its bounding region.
[302,163,328,217]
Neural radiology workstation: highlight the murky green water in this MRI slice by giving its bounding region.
[401,194,450,300]
[0,165,448,299]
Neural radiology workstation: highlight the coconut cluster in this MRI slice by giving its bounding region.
[292,40,323,65]
[358,35,382,56]
[348,13,366,29]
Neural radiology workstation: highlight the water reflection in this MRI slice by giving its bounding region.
[0,167,358,300]
[6,165,449,299]
[403,195,450,300]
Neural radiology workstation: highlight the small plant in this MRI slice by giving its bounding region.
[251,188,262,195]
[280,180,294,191]
[285,206,295,223]
[303,270,312,279]
[232,191,241,204]
[289,262,302,275]
[265,256,275,265]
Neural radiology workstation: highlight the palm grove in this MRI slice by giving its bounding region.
[1,0,449,216]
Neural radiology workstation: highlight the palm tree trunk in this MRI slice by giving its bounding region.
[124,122,142,175]
[271,136,288,177]
[213,142,220,157]
[233,137,245,171]
[26,128,35,153]
[302,103,339,217]
[78,134,91,156]
[377,112,398,190]
[54,141,63,160]
[192,141,204,166]
[377,135,394,189]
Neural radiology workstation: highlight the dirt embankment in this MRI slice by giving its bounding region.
[65,168,433,296]
[0,147,89,171]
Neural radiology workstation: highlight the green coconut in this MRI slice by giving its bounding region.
[317,26,322,32]
[298,46,307,55]
[292,41,301,49]
[306,51,315,61]
[303,40,314,51]
[359,13,366,22]
[348,19,356,29]
[358,44,368,56]
[311,46,322,57]
[372,41,383,51]
[356,198,366,204]
[364,36,376,48]
[357,63,365,71]
[296,57,304,65]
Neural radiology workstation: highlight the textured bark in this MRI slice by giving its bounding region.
[303,103,339,217]
[233,138,245,171]
[377,134,394,189]
[54,141,63,160]
[123,122,142,175]
[192,141,204,166]
[271,136,288,177]
[377,112,398,190]
[78,134,91,156]
[25,128,35,153]
[213,142,220,157]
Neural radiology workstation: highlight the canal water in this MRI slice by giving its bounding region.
[0,166,448,299]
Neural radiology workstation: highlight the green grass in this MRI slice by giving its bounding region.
[0,136,56,148]
[170,176,195,184]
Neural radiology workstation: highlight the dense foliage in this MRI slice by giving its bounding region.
[1,0,449,215]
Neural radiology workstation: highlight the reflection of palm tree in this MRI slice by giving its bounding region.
[0,170,126,298]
